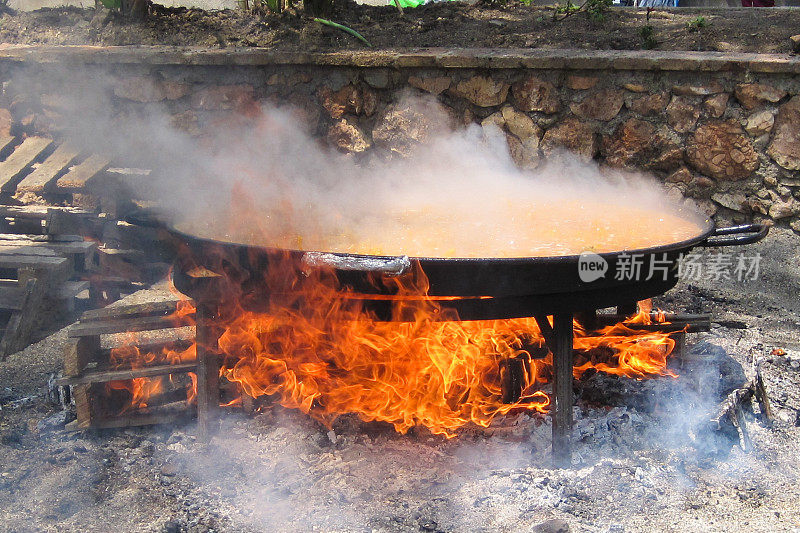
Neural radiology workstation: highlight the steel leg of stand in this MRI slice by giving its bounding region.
[196,303,219,442]
[551,312,574,467]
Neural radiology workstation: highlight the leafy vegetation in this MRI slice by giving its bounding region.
[553,0,612,23]
[555,0,582,16]
[687,16,708,32]
[639,24,657,49]
[97,0,146,19]
[586,0,612,23]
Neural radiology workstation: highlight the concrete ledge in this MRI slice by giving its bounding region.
[0,44,799,73]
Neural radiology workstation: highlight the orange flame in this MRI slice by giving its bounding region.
[104,326,197,415]
[106,247,678,436]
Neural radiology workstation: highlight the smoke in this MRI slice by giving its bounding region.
[21,70,708,259]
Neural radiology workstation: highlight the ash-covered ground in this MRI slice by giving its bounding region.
[1,229,799,533]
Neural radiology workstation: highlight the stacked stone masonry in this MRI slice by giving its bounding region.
[2,47,800,232]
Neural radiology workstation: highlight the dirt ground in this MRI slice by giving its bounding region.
[0,228,799,532]
[1,2,800,53]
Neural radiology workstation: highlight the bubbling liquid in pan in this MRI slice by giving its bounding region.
[180,196,708,259]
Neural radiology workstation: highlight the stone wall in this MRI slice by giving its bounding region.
[2,46,800,232]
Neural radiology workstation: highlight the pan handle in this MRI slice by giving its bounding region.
[700,223,769,247]
[302,252,412,276]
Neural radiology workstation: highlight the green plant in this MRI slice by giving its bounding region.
[314,18,372,47]
[586,0,611,23]
[553,0,610,23]
[554,0,581,16]
[97,0,147,20]
[687,15,707,32]
[639,24,656,50]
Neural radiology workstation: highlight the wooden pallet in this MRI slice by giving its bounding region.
[0,253,71,357]
[58,300,198,431]
[0,136,111,201]
[0,138,173,310]
[0,208,99,357]
[87,243,170,307]
[0,136,53,195]
[1,136,151,216]
[0,209,168,310]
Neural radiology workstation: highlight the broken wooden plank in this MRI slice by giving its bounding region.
[63,336,102,428]
[44,235,86,243]
[0,233,48,242]
[88,279,147,307]
[55,154,111,191]
[0,241,94,276]
[754,361,774,422]
[141,387,194,409]
[0,285,28,311]
[65,411,192,431]
[57,280,90,299]
[0,137,54,192]
[46,210,86,236]
[0,279,38,358]
[616,322,710,334]
[0,136,16,158]
[596,313,711,333]
[711,383,754,452]
[15,143,81,194]
[38,240,96,256]
[97,247,146,259]
[103,336,194,353]
[56,361,198,386]
[69,313,195,338]
[0,206,94,219]
[0,244,60,257]
[0,218,46,235]
[106,167,152,177]
[79,300,188,322]
[0,254,67,270]
[63,335,102,376]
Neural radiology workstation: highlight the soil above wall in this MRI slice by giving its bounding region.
[0,3,799,53]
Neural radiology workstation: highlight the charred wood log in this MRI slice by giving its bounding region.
[595,312,711,333]
[710,384,754,452]
[754,360,774,423]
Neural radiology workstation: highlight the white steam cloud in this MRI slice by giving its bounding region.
[31,73,708,259]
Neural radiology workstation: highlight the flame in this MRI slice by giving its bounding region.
[573,323,676,379]
[105,247,678,436]
[104,322,197,415]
